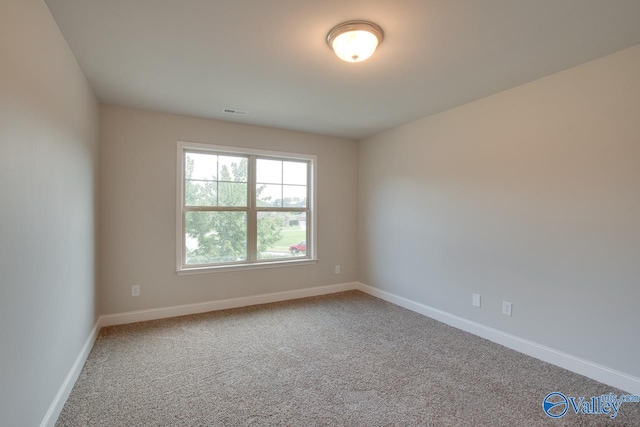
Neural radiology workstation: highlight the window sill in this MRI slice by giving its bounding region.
[176,258,318,275]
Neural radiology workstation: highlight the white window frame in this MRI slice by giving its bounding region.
[176,141,317,274]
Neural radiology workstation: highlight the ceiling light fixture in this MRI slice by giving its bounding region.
[326,20,384,63]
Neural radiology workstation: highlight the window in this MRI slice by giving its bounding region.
[176,142,316,272]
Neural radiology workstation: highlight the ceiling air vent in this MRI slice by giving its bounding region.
[222,108,249,115]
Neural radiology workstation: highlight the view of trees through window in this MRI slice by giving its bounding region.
[183,151,309,266]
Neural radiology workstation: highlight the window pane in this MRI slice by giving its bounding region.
[283,161,307,185]
[185,180,217,207]
[218,182,247,207]
[186,152,217,181]
[185,211,247,264]
[257,212,307,260]
[218,156,247,182]
[256,183,282,207]
[283,185,307,207]
[185,152,218,207]
[256,159,282,184]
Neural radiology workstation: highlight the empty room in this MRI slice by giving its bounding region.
[2,0,640,425]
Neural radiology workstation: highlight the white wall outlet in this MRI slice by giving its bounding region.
[472,293,481,307]
[334,265,341,274]
[131,285,140,297]
[502,301,512,316]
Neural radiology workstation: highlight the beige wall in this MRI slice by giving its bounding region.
[358,45,640,377]
[0,1,100,425]
[99,105,358,315]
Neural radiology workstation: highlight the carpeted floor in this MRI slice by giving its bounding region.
[56,291,640,426]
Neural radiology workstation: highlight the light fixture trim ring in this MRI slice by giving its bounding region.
[326,20,384,48]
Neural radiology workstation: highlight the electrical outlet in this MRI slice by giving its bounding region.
[502,301,512,316]
[472,293,481,307]
[334,265,341,274]
[131,285,140,297]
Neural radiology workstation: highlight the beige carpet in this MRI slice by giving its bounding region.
[56,291,640,426]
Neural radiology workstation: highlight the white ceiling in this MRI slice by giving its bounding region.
[46,0,640,139]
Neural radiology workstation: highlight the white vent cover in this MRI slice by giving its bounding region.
[222,108,249,115]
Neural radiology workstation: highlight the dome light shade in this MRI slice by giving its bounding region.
[327,21,384,63]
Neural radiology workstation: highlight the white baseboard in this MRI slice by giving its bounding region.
[356,282,640,395]
[40,320,100,427]
[99,282,359,328]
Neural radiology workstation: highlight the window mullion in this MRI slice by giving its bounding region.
[307,160,312,258]
[247,155,257,261]
[254,207,307,213]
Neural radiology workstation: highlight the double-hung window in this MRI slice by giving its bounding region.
[176,141,316,272]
